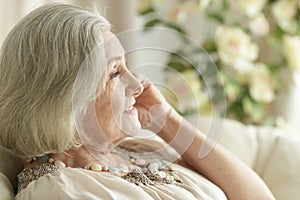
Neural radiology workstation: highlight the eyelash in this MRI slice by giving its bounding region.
[109,59,126,79]
[111,70,121,79]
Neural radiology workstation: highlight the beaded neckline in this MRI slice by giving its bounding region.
[17,163,58,192]
[17,148,183,192]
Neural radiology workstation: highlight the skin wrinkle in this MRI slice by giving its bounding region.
[0,5,276,200]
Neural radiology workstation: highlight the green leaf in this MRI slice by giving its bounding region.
[144,19,161,29]
[206,12,224,23]
[227,100,245,121]
[163,22,187,35]
[139,6,155,16]
[268,64,282,74]
[202,40,217,52]
[274,25,285,38]
[162,22,189,43]
[166,60,188,72]
[242,97,264,124]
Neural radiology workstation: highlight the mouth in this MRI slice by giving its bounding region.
[125,99,138,115]
[126,105,138,115]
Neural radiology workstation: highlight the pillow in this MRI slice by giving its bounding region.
[0,146,24,193]
[193,116,259,168]
[254,127,300,200]
[0,172,14,200]
[195,116,300,200]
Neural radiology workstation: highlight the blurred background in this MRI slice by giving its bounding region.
[1,0,300,133]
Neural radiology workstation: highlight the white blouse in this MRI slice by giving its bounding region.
[15,164,227,200]
[15,138,227,200]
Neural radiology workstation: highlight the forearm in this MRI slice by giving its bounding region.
[157,109,275,200]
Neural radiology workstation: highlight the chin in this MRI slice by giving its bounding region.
[121,116,142,137]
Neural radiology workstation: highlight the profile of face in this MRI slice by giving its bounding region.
[94,32,143,145]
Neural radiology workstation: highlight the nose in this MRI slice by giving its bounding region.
[124,72,144,97]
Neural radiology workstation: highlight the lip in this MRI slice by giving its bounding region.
[125,98,137,113]
[125,105,137,115]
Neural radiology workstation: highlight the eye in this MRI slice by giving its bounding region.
[111,70,121,79]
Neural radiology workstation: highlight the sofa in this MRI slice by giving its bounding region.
[1,117,300,199]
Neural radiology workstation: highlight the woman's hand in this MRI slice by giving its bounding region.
[133,73,173,133]
[133,75,275,200]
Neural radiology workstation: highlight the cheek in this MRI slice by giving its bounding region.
[111,85,126,118]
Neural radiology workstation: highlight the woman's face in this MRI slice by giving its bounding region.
[95,32,143,144]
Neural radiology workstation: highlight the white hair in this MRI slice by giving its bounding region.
[0,3,111,158]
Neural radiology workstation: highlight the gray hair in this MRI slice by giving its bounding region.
[0,3,111,158]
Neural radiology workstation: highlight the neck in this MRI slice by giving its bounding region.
[50,145,100,168]
[24,145,130,169]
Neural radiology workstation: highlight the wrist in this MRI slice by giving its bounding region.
[141,103,174,133]
[157,108,182,142]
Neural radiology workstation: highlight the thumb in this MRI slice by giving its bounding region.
[144,104,171,133]
[135,105,150,128]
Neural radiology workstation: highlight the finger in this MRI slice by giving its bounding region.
[135,105,151,128]
[132,72,151,88]
[143,104,172,133]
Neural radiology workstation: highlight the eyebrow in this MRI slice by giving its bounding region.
[104,37,125,64]
[109,56,122,62]
[108,56,124,69]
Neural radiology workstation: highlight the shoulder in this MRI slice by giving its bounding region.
[15,168,153,200]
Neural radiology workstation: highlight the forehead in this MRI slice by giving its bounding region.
[103,32,124,63]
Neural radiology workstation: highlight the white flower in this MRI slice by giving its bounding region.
[168,5,187,24]
[164,70,207,113]
[248,13,270,37]
[276,116,298,134]
[153,0,187,24]
[215,26,259,74]
[226,83,239,102]
[283,35,300,72]
[249,63,275,103]
[197,0,211,10]
[236,0,267,17]
[181,0,211,11]
[272,0,298,33]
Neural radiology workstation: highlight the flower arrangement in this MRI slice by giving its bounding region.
[138,0,300,125]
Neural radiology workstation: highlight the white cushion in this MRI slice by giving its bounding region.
[0,146,24,193]
[194,116,259,168]
[0,173,14,200]
[195,116,300,200]
[254,127,300,200]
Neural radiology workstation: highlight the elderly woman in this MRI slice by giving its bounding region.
[0,4,275,200]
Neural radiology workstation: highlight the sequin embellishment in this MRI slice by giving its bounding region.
[17,163,59,192]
